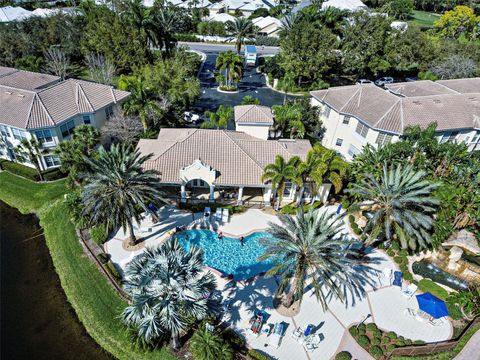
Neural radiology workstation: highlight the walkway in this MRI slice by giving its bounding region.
[454,329,480,360]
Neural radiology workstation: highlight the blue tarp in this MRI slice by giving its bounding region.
[393,271,402,287]
[416,292,449,319]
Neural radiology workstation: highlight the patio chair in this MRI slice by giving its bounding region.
[215,208,222,221]
[380,268,393,286]
[268,323,285,349]
[305,334,322,351]
[291,327,303,341]
[393,271,403,288]
[404,308,416,317]
[222,208,229,223]
[249,313,264,335]
[204,207,211,218]
[402,283,418,298]
[298,324,314,344]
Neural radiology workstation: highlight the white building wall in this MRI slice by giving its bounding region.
[235,123,270,140]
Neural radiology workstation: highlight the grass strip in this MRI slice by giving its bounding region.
[0,172,176,360]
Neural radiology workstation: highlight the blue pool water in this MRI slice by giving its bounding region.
[175,230,275,280]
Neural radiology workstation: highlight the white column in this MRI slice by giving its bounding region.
[237,186,244,205]
[209,185,215,202]
[263,186,272,206]
[181,184,186,202]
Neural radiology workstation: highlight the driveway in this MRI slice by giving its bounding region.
[180,42,280,56]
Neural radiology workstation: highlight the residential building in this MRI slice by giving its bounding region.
[252,16,283,37]
[208,0,273,17]
[0,67,130,170]
[0,5,32,22]
[234,105,274,140]
[293,0,367,14]
[310,78,480,160]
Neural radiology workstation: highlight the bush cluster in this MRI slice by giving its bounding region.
[247,349,272,360]
[0,160,66,181]
[106,261,121,281]
[335,351,352,360]
[254,36,279,47]
[197,21,226,36]
[348,215,362,235]
[357,335,370,347]
[90,224,109,245]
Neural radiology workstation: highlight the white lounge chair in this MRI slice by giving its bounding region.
[269,323,284,349]
[305,334,322,351]
[404,308,416,317]
[380,268,393,286]
[291,327,303,341]
[215,208,222,221]
[402,283,418,298]
[222,208,229,223]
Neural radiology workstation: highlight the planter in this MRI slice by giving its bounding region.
[216,86,239,94]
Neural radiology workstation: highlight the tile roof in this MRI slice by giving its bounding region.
[386,80,458,97]
[234,105,274,124]
[437,78,480,94]
[137,128,311,186]
[0,66,60,91]
[311,82,480,134]
[1,78,130,129]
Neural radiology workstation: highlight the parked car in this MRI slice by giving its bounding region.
[184,111,201,124]
[356,79,373,85]
[374,77,394,86]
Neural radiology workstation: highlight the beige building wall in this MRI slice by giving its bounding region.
[235,123,270,140]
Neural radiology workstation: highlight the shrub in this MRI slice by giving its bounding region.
[394,256,406,265]
[0,160,38,181]
[357,335,370,348]
[349,327,358,337]
[280,203,297,215]
[223,328,245,351]
[381,336,389,344]
[97,253,109,264]
[404,339,412,345]
[371,337,381,346]
[42,168,66,181]
[357,323,366,332]
[390,241,400,250]
[399,249,409,257]
[106,261,121,281]
[386,344,396,351]
[387,331,397,340]
[366,323,378,332]
[247,349,272,360]
[413,340,425,345]
[176,33,202,42]
[190,329,233,360]
[341,199,350,209]
[255,35,279,47]
[372,330,382,339]
[335,351,352,360]
[90,223,109,245]
[387,249,396,257]
[403,271,413,281]
[370,346,383,358]
[396,340,405,347]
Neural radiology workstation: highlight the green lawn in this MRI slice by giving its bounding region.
[410,10,440,28]
[0,172,176,360]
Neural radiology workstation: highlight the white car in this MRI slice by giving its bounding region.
[356,79,373,85]
[374,77,394,86]
[184,111,201,124]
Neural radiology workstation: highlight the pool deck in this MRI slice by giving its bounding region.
[104,206,453,359]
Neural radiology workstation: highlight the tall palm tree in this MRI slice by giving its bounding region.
[225,18,256,54]
[261,155,300,210]
[153,5,180,56]
[272,103,302,138]
[80,144,165,246]
[309,144,348,197]
[190,328,233,360]
[215,51,243,88]
[260,208,376,309]
[201,105,233,129]
[14,138,47,181]
[348,164,440,251]
[122,238,218,350]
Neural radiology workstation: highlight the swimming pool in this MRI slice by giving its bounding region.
[175,230,275,280]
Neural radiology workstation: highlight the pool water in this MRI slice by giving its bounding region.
[175,230,275,280]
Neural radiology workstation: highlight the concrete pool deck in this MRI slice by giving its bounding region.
[104,206,453,359]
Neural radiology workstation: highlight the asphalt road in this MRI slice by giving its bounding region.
[180,41,280,56]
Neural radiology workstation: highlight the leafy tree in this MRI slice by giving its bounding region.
[80,144,165,246]
[122,238,218,350]
[261,155,300,210]
[241,95,260,105]
[434,5,480,41]
[447,285,480,320]
[429,54,478,79]
[225,18,257,54]
[215,51,243,88]
[201,105,234,129]
[272,103,303,138]
[349,164,440,251]
[260,208,376,308]
[381,0,414,20]
[190,329,233,360]
[13,138,47,181]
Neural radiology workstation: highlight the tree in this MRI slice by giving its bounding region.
[349,164,440,251]
[215,51,243,88]
[241,95,260,105]
[434,5,479,41]
[309,145,348,195]
[80,144,165,246]
[225,18,256,54]
[44,47,70,80]
[152,4,182,57]
[190,329,233,360]
[260,208,376,309]
[14,138,47,181]
[429,54,477,79]
[447,285,480,320]
[122,238,218,350]
[381,0,414,20]
[85,53,116,84]
[261,155,299,210]
[102,109,144,144]
[201,105,233,129]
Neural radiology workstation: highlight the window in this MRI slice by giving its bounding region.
[0,125,10,137]
[335,138,343,146]
[60,120,75,138]
[342,116,350,125]
[375,132,393,147]
[283,182,294,198]
[105,106,113,119]
[355,122,369,138]
[35,129,53,145]
[12,128,27,140]
[323,105,331,117]
[470,132,480,144]
[440,131,459,143]
[44,155,61,168]
[347,145,360,158]
[82,115,91,125]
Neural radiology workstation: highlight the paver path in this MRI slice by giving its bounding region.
[454,329,480,360]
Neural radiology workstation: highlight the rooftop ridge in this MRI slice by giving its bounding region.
[76,82,95,112]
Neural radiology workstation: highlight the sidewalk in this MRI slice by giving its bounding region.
[454,329,480,360]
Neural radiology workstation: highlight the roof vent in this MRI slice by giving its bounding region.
[5,91,12,95]
[433,99,441,104]
[17,93,25,98]
[412,100,422,105]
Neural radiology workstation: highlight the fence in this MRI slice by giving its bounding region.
[386,317,480,358]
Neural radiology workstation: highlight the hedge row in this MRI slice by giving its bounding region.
[0,160,65,181]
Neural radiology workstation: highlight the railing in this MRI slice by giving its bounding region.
[385,317,480,359]
[164,195,266,208]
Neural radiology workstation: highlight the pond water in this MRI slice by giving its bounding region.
[412,260,469,292]
[0,200,111,360]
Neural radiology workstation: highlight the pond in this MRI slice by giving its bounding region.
[0,200,111,360]
[412,260,469,292]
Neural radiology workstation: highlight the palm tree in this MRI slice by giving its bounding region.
[122,238,218,350]
[153,5,180,56]
[272,103,302,138]
[261,155,300,210]
[201,105,233,129]
[14,138,47,181]
[215,51,243,89]
[190,329,233,360]
[241,95,260,105]
[309,145,348,196]
[279,13,299,38]
[225,18,256,54]
[80,144,165,246]
[260,208,376,309]
[348,164,440,251]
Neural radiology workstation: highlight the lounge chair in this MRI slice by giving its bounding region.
[404,308,416,317]
[204,207,211,218]
[269,323,285,349]
[215,208,222,221]
[249,312,264,335]
[298,324,314,344]
[292,327,303,341]
[222,208,229,223]
[402,283,418,298]
[393,271,403,288]
[380,268,393,286]
[429,317,444,326]
[305,334,322,352]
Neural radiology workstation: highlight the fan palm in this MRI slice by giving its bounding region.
[260,208,376,309]
[215,51,243,88]
[348,164,440,251]
[14,138,47,181]
[122,238,218,350]
[225,18,256,54]
[261,155,300,210]
[80,144,165,246]
[190,328,233,360]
